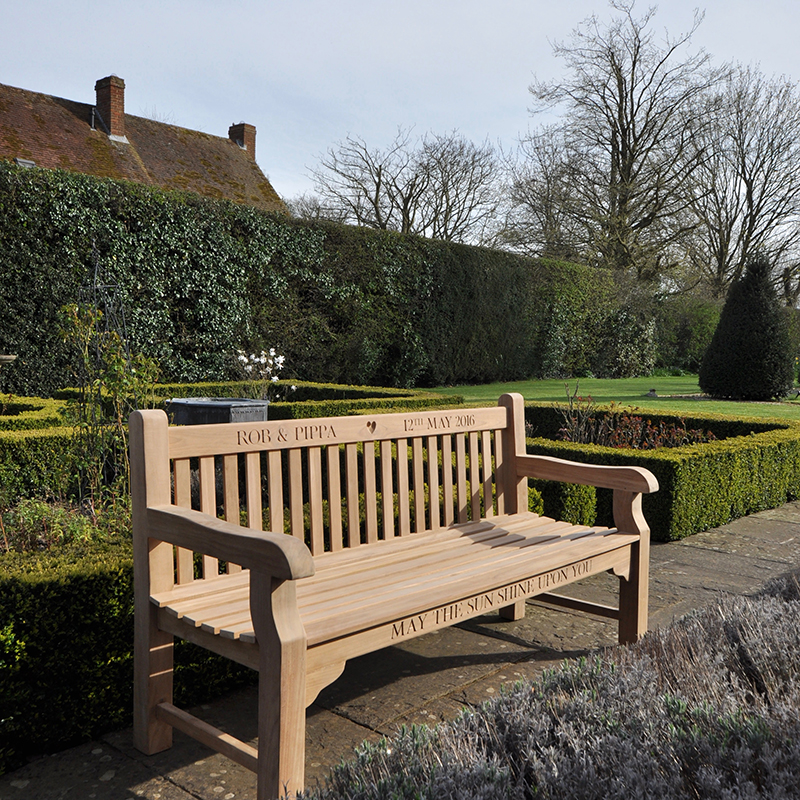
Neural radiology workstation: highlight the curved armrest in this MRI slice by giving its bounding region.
[517,454,658,493]
[145,505,315,581]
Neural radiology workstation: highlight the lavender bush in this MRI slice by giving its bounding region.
[302,571,800,799]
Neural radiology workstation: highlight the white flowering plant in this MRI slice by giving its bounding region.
[236,348,295,402]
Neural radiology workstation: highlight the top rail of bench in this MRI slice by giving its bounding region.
[166,406,508,459]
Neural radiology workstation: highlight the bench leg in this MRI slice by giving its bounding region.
[615,490,650,644]
[499,600,527,621]
[251,576,307,800]
[133,602,174,754]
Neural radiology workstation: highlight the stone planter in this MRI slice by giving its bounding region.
[166,397,269,426]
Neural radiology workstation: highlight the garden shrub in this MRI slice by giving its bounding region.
[532,479,596,526]
[592,308,657,378]
[528,415,800,542]
[0,538,255,775]
[655,294,721,372]
[0,397,65,431]
[700,255,795,400]
[528,259,616,379]
[0,427,76,505]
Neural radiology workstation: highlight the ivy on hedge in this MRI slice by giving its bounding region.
[0,163,623,396]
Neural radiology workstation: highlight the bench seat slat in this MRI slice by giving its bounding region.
[302,533,636,644]
[305,518,579,592]
[299,524,618,625]
[311,513,576,574]
[151,514,634,648]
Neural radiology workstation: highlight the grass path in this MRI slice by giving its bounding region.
[434,375,800,421]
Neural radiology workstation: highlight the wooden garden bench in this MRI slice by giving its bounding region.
[131,393,658,799]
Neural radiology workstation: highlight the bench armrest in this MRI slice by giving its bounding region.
[516,454,659,494]
[145,505,315,581]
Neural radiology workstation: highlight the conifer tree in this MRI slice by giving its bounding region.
[699,255,795,399]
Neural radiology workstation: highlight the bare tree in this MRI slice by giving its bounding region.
[308,129,500,244]
[415,132,500,243]
[529,1,723,281]
[284,192,349,224]
[308,128,427,233]
[495,127,586,259]
[685,67,800,301]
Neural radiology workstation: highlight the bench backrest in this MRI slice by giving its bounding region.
[131,393,528,586]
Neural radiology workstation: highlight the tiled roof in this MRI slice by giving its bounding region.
[0,81,287,213]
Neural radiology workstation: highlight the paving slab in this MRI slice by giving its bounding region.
[315,624,534,730]
[4,501,800,799]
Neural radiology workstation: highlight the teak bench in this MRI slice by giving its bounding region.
[131,393,658,799]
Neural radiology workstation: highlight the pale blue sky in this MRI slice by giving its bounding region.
[2,1,798,199]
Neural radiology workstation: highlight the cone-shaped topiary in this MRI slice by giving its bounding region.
[699,255,795,400]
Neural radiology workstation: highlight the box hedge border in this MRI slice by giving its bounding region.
[525,403,800,541]
[0,427,75,502]
[52,381,463,420]
[0,397,66,432]
[0,385,462,500]
[0,540,254,774]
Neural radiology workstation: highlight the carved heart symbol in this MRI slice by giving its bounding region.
[366,421,377,434]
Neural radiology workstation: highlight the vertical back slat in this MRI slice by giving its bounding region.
[222,455,242,573]
[327,445,343,551]
[396,438,411,535]
[288,449,304,539]
[380,440,395,539]
[308,447,325,555]
[441,434,454,527]
[199,456,219,578]
[363,441,378,544]
[345,443,360,547]
[481,430,494,518]
[412,437,426,532]
[469,432,481,521]
[245,452,263,531]
[494,429,506,515]
[455,434,468,523]
[267,450,284,535]
[173,458,194,584]
[427,436,441,530]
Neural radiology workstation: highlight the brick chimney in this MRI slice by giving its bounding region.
[229,122,256,159]
[95,75,126,139]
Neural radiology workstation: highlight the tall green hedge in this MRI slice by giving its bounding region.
[0,162,621,396]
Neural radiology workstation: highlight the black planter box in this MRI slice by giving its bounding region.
[166,397,269,425]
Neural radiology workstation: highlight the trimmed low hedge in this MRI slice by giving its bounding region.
[0,384,462,500]
[525,404,800,541]
[0,427,75,504]
[0,397,66,431]
[0,539,255,775]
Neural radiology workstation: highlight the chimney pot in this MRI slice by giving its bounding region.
[229,122,256,160]
[95,75,126,139]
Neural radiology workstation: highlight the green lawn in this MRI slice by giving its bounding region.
[434,375,800,421]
